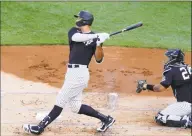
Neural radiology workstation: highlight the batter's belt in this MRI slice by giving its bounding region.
[68,64,88,68]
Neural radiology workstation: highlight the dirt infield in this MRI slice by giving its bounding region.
[1,45,191,136]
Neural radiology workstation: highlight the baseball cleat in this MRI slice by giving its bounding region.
[97,116,115,132]
[23,124,44,135]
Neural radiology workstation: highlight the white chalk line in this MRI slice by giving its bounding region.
[1,120,184,131]
[2,92,160,112]
[2,107,159,112]
[1,91,58,94]
[0,122,156,130]
[1,91,108,95]
[2,91,161,111]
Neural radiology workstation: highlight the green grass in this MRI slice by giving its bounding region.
[1,2,191,51]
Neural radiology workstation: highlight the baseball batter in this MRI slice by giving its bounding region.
[136,49,192,128]
[23,10,115,135]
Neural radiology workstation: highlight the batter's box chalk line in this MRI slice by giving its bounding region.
[1,91,108,95]
[3,107,160,112]
[1,91,6,97]
[1,91,58,94]
[1,120,185,132]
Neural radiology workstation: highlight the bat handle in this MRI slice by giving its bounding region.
[109,31,121,37]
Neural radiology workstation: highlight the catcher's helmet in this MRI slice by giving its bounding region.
[164,49,185,67]
[74,10,94,27]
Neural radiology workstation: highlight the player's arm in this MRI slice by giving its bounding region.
[94,45,104,63]
[72,33,98,42]
[142,83,167,92]
[68,27,98,42]
[94,34,110,63]
[68,28,109,43]
[136,67,172,93]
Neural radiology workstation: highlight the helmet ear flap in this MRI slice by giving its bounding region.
[82,20,87,25]
[82,20,92,26]
[177,50,184,62]
[164,49,185,67]
[74,10,94,26]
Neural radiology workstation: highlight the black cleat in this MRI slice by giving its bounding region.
[97,116,115,132]
[23,124,44,135]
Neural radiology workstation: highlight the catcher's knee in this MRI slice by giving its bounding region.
[155,112,167,126]
[155,112,189,127]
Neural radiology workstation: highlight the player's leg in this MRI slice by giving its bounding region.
[155,101,191,128]
[68,85,115,132]
[78,104,115,132]
[23,105,63,135]
[23,79,73,135]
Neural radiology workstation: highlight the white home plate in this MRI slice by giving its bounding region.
[36,112,62,121]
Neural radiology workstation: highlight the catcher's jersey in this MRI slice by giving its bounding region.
[160,63,192,103]
[68,27,97,66]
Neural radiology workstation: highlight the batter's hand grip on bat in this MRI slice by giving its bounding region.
[110,22,143,37]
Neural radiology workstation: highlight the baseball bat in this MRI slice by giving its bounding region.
[109,22,143,37]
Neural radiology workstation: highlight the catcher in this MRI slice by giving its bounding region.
[136,49,191,128]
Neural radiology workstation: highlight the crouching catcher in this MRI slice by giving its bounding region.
[136,49,191,128]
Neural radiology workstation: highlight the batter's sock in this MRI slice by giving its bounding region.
[78,104,108,122]
[38,105,63,129]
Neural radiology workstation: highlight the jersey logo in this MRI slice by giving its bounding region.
[84,39,93,46]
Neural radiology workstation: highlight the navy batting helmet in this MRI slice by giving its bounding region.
[74,10,94,27]
[164,49,185,67]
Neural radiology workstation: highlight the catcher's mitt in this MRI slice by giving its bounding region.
[136,80,147,93]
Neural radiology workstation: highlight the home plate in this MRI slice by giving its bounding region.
[36,112,62,121]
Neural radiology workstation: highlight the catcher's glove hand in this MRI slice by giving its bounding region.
[136,80,147,93]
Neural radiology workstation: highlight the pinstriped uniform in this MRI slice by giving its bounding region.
[55,27,100,113]
[160,101,191,116]
[56,65,90,113]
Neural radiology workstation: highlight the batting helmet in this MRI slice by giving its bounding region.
[164,49,185,67]
[74,10,94,27]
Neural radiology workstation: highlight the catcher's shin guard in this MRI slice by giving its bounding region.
[155,112,190,128]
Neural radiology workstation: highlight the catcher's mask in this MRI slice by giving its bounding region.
[164,49,185,68]
[74,10,94,27]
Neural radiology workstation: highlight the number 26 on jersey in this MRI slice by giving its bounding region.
[180,66,191,80]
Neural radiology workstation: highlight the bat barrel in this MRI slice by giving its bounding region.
[109,22,143,37]
[126,22,143,31]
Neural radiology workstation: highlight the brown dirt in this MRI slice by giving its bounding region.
[1,45,191,96]
[1,45,191,136]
